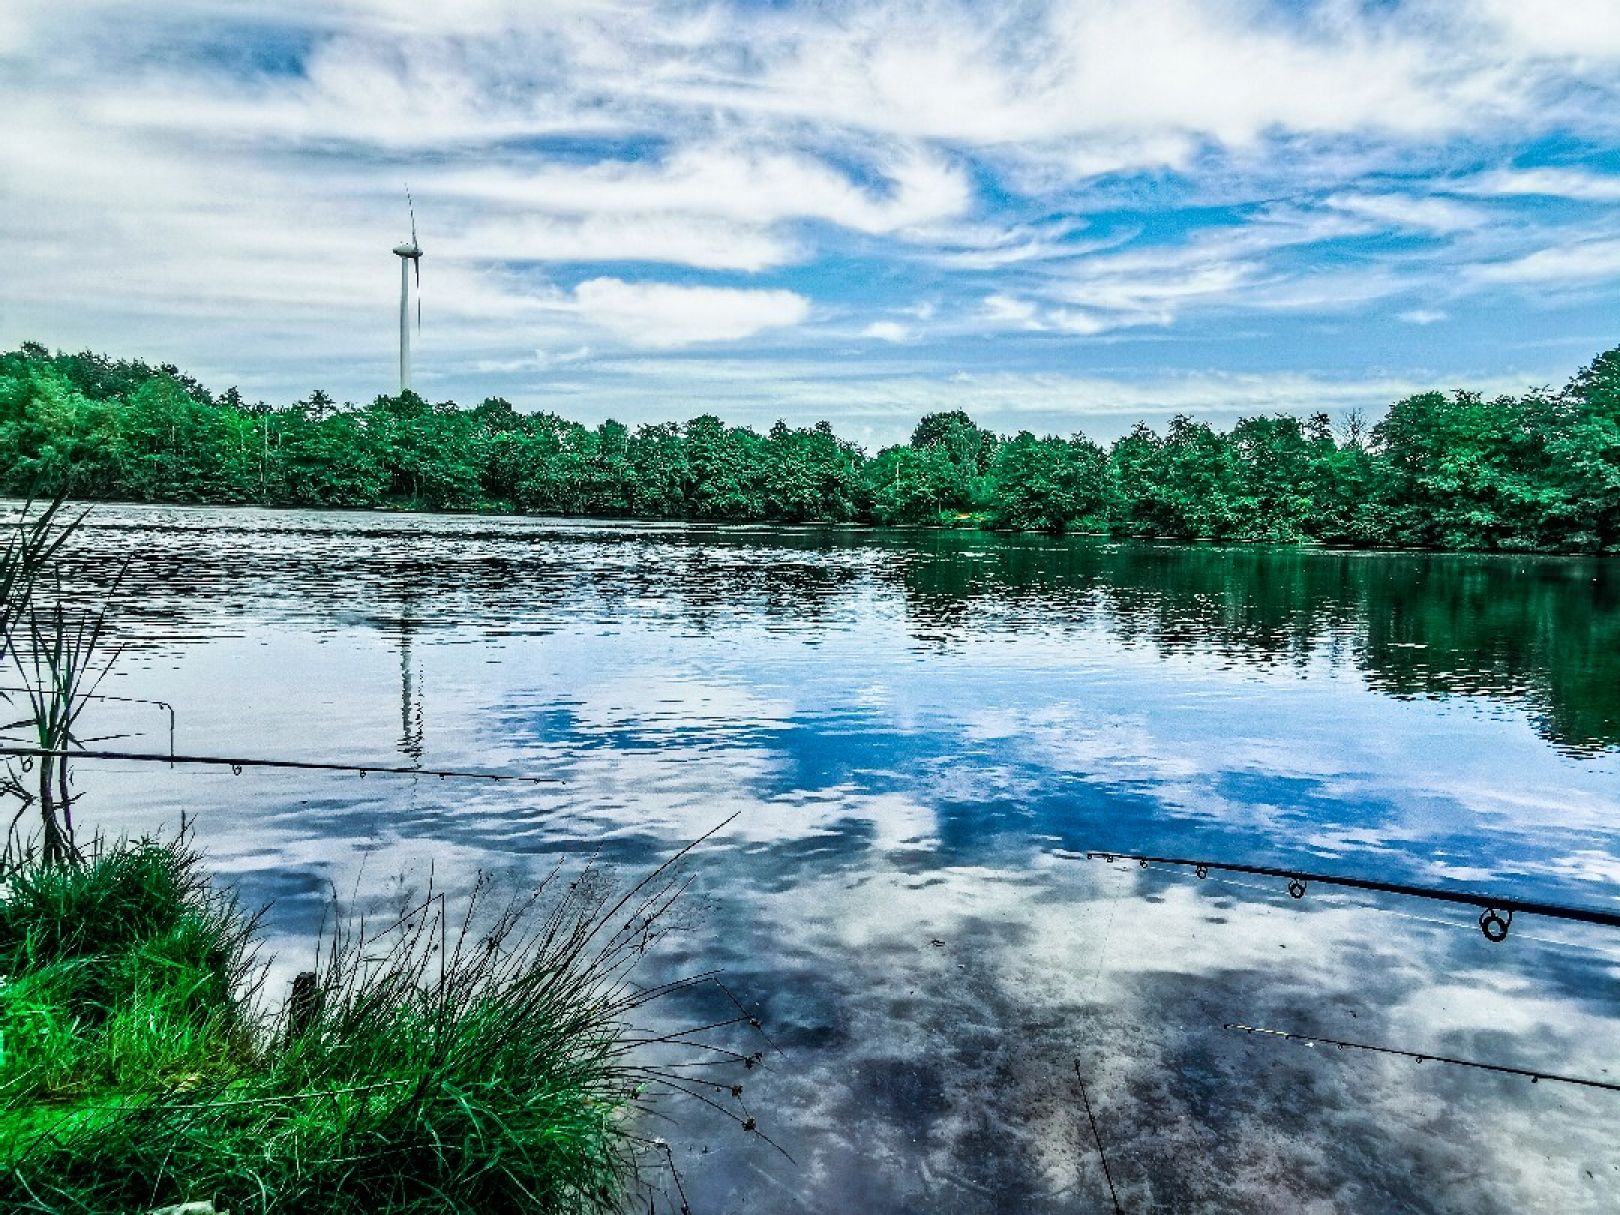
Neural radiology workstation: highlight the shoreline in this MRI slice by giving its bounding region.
[15,494,1617,560]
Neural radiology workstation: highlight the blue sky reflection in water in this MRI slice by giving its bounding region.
[48,504,1620,1213]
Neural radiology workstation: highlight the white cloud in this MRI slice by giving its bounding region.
[0,3,32,55]
[571,278,809,347]
[1043,245,1260,333]
[433,144,971,236]
[1457,167,1620,202]
[1059,258,1255,315]
[1047,306,1169,335]
[1467,238,1620,284]
[1399,309,1447,325]
[987,209,1392,333]
[1324,192,1483,233]
[982,294,1042,328]
[443,213,794,272]
[472,346,593,373]
[916,218,1135,269]
[861,321,911,342]
[1467,0,1620,60]
[709,0,1498,152]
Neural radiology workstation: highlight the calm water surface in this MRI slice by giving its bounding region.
[41,503,1620,1213]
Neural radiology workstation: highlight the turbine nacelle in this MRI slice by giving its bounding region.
[393,242,422,259]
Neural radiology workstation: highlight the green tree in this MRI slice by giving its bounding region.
[1552,348,1620,551]
[1229,414,1315,542]
[1372,389,1560,550]
[626,422,691,518]
[990,433,1105,533]
[5,339,1618,554]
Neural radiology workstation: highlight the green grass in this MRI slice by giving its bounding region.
[0,839,682,1214]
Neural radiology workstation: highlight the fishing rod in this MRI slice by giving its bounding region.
[0,687,175,759]
[1073,1059,1123,1214]
[1224,1022,1620,1094]
[1085,850,1620,941]
[0,746,561,785]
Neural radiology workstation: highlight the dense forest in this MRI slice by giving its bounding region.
[1,340,1617,552]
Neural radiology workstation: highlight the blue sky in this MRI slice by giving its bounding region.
[3,0,1619,445]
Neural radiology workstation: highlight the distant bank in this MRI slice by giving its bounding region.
[2,341,1617,553]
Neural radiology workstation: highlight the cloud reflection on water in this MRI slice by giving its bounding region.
[36,503,1620,1212]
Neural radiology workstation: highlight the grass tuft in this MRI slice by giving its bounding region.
[0,837,720,1214]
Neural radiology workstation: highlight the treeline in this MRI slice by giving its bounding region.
[1,340,1617,552]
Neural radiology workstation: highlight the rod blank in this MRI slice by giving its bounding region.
[1225,1022,1620,1094]
[1086,850,1620,933]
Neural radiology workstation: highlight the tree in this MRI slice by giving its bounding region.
[866,444,969,524]
[626,422,690,518]
[990,433,1105,533]
[1552,347,1620,551]
[1229,415,1315,542]
[4,339,1618,554]
[910,410,997,473]
[1371,389,1559,550]
[684,416,763,520]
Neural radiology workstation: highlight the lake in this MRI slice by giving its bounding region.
[38,502,1620,1213]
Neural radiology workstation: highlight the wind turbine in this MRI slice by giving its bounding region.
[392,188,423,394]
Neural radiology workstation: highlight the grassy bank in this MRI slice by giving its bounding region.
[0,839,658,1214]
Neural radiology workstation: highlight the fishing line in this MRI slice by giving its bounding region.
[1224,1022,1620,1094]
[1073,854,1128,1213]
[1361,897,1608,956]
[0,746,561,785]
[1104,860,1620,1083]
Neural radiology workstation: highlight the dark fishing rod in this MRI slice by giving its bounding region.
[1085,850,1620,941]
[1073,1059,1124,1214]
[0,687,175,759]
[1224,1022,1620,1094]
[0,746,561,785]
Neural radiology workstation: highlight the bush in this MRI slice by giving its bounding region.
[0,840,707,1214]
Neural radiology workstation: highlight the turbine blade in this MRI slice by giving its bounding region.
[406,184,418,246]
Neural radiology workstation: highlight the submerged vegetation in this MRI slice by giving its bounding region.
[0,838,689,1213]
[2,342,1619,551]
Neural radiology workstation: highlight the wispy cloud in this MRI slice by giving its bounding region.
[1455,167,1620,202]
[1,0,1616,423]
[1399,309,1447,325]
[861,321,912,343]
[571,279,810,347]
[434,145,970,239]
[1467,238,1620,285]
[1323,192,1485,234]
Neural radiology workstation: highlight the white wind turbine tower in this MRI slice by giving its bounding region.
[392,188,423,394]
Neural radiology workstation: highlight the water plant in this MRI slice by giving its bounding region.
[0,498,93,871]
